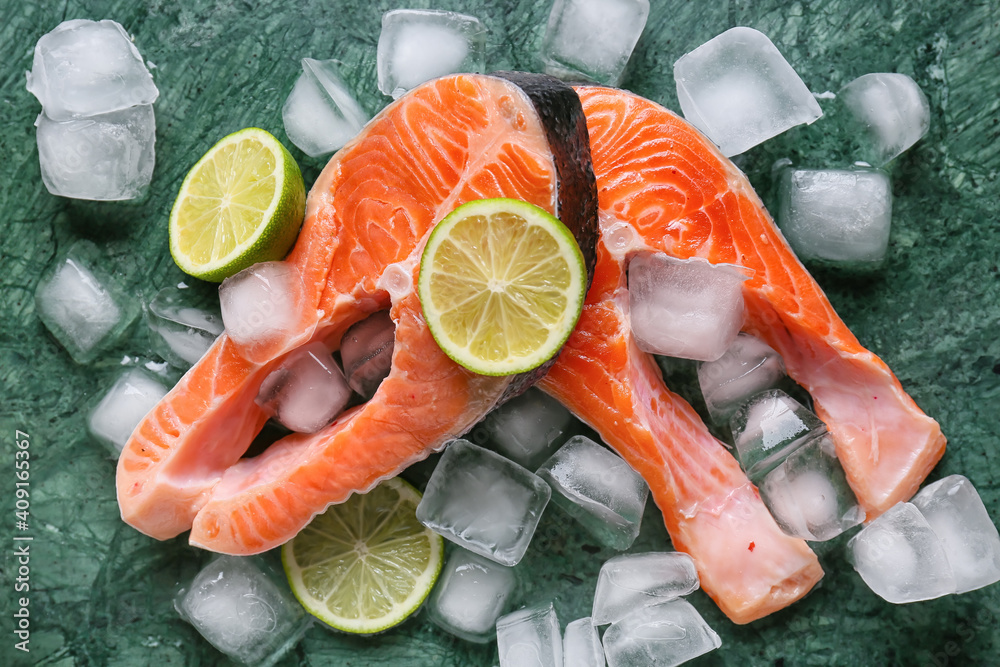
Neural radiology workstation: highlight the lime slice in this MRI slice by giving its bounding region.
[169,127,305,282]
[418,198,587,376]
[282,477,443,634]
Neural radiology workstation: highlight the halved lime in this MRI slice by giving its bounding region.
[169,127,305,282]
[418,198,587,376]
[282,477,443,634]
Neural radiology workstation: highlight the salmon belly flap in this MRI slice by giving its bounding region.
[116,73,598,555]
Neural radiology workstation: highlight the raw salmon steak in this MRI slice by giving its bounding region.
[116,73,597,555]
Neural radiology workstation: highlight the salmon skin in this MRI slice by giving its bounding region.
[116,73,598,555]
[540,86,945,623]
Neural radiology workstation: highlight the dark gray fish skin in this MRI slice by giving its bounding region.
[489,71,599,402]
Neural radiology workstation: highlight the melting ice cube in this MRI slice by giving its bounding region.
[536,435,648,550]
[911,475,1000,594]
[282,58,369,157]
[146,285,224,368]
[563,617,606,667]
[175,555,310,667]
[602,599,721,667]
[425,548,517,643]
[87,368,169,456]
[839,72,930,166]
[698,333,786,424]
[758,432,865,541]
[777,167,893,267]
[416,439,551,566]
[26,19,159,121]
[340,310,395,399]
[479,387,574,470]
[729,389,826,483]
[219,262,305,358]
[540,0,650,86]
[628,252,748,362]
[849,502,956,604]
[674,26,822,157]
[592,552,700,626]
[34,240,139,364]
[377,9,487,99]
[35,104,156,201]
[255,342,351,434]
[496,602,562,667]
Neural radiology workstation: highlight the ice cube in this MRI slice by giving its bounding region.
[729,389,826,483]
[564,617,606,667]
[536,435,648,550]
[911,475,1000,594]
[480,387,575,470]
[145,285,224,368]
[35,104,156,201]
[627,252,748,362]
[282,58,369,158]
[219,262,305,358]
[777,167,893,266]
[255,342,351,434]
[496,602,562,667]
[175,555,310,667]
[87,368,169,456]
[425,548,517,643]
[698,333,785,424]
[26,19,158,121]
[416,439,551,566]
[592,552,700,626]
[673,27,822,157]
[848,502,956,604]
[602,598,721,667]
[839,73,930,166]
[340,311,395,399]
[34,240,139,364]
[377,9,487,99]
[758,433,865,541]
[539,0,650,86]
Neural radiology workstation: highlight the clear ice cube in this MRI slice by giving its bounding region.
[377,9,487,99]
[839,72,930,166]
[539,0,650,86]
[563,617,606,667]
[175,555,310,667]
[480,387,575,470]
[282,58,369,157]
[673,26,822,157]
[911,475,1000,594]
[759,432,865,541]
[145,285,224,368]
[536,435,648,550]
[219,262,305,359]
[87,368,169,456]
[255,342,351,434]
[730,389,826,483]
[34,240,139,364]
[698,333,786,424]
[777,167,893,266]
[496,602,562,667]
[36,104,156,201]
[628,252,748,362]
[425,548,518,643]
[340,310,395,399]
[26,19,159,121]
[416,439,551,566]
[848,502,956,604]
[592,552,700,626]
[602,599,721,667]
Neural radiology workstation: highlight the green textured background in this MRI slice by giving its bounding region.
[1,0,999,665]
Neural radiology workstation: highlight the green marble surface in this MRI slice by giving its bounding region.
[1,0,999,665]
